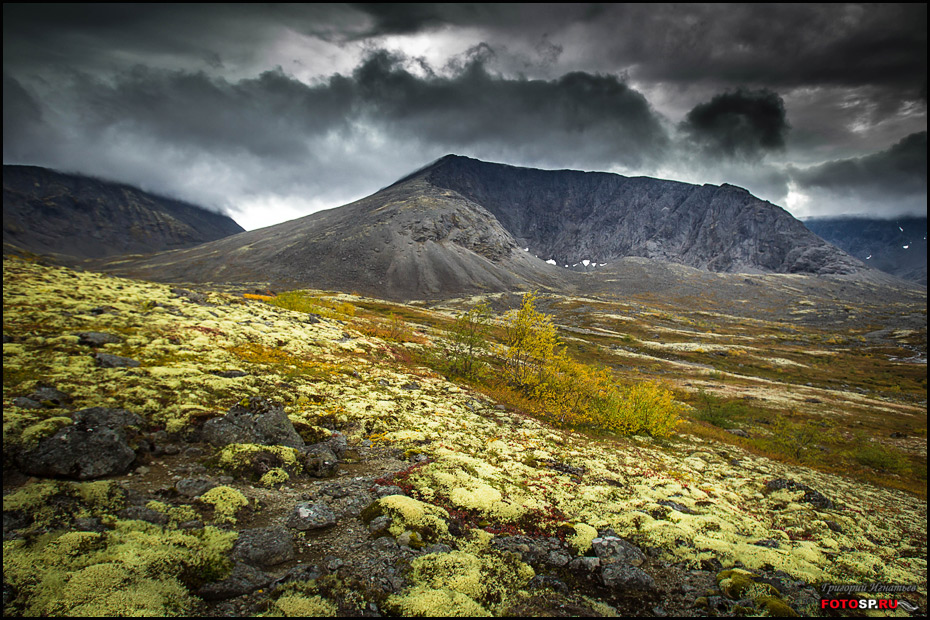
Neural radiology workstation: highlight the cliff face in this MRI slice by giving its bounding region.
[2,165,244,259]
[423,155,864,275]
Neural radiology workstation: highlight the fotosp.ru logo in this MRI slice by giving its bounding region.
[820,583,920,614]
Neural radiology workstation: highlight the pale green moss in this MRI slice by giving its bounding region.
[2,480,124,529]
[3,520,235,616]
[18,416,73,448]
[272,594,338,617]
[362,495,450,542]
[387,585,491,617]
[755,595,799,617]
[260,468,290,487]
[717,568,778,600]
[199,486,249,524]
[386,549,534,617]
[215,443,302,477]
[568,523,598,555]
[146,501,199,525]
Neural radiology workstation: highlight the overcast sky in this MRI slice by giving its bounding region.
[3,3,926,230]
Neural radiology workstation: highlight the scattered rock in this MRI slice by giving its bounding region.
[727,428,750,438]
[198,562,271,601]
[765,479,834,509]
[591,536,646,567]
[528,575,569,593]
[209,370,248,378]
[657,499,694,514]
[11,397,41,409]
[94,352,141,368]
[176,478,218,498]
[303,444,339,478]
[202,397,305,449]
[568,556,600,573]
[15,407,143,479]
[118,505,170,525]
[27,386,73,407]
[76,331,122,347]
[287,502,337,530]
[601,561,658,593]
[232,526,295,567]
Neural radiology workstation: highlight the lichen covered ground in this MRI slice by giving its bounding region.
[3,257,926,616]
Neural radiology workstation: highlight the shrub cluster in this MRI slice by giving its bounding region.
[443,292,681,438]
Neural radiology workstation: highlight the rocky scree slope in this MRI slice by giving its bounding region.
[2,165,244,260]
[2,257,926,617]
[95,176,568,299]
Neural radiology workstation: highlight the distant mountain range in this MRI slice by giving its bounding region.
[2,165,244,260]
[85,155,867,298]
[803,216,926,286]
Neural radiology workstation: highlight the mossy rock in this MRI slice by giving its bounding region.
[199,486,249,524]
[755,595,799,617]
[210,443,303,481]
[290,420,332,445]
[716,568,777,599]
[361,495,449,544]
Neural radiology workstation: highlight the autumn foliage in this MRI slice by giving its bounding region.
[447,292,681,438]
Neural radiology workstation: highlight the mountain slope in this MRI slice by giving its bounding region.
[2,165,244,259]
[97,175,569,298]
[423,155,864,275]
[803,216,927,285]
[97,156,868,299]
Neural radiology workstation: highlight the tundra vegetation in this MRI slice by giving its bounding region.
[2,256,926,617]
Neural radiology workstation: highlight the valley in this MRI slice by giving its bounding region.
[3,255,925,616]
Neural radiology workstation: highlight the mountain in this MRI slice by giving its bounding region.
[803,216,927,286]
[2,165,244,260]
[96,155,867,299]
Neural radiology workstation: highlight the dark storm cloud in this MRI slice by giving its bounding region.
[350,3,606,39]
[681,89,789,160]
[6,49,668,173]
[350,4,926,95]
[793,132,927,197]
[346,50,667,166]
[2,75,47,161]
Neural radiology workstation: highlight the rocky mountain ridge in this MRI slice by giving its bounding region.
[95,155,869,299]
[2,165,244,260]
[803,216,927,286]
[421,155,864,276]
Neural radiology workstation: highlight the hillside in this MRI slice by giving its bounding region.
[93,156,868,299]
[2,165,244,260]
[3,256,925,617]
[804,216,927,286]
